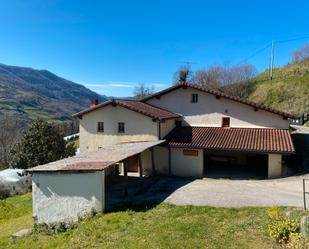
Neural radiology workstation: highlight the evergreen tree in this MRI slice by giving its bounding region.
[10,119,76,169]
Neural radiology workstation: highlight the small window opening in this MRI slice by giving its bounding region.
[118,122,125,133]
[97,122,104,132]
[222,117,230,128]
[191,94,198,103]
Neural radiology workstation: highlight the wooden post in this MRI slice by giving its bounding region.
[123,160,128,197]
[150,147,156,176]
[138,153,143,189]
[168,147,171,176]
[138,153,143,178]
[304,179,307,210]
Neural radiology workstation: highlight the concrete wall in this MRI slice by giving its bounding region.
[141,149,152,176]
[79,105,159,152]
[160,119,175,138]
[32,171,105,224]
[268,154,282,178]
[146,87,289,129]
[171,148,204,177]
[154,146,169,174]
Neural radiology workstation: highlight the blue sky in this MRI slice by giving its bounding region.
[0,0,309,97]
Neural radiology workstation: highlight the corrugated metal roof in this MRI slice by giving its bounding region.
[164,127,295,154]
[28,140,164,172]
[73,99,180,120]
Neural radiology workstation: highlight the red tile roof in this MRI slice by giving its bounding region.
[141,82,298,119]
[164,126,295,154]
[73,99,180,121]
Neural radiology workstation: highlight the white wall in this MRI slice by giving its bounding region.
[154,146,169,174]
[79,105,159,152]
[146,87,289,129]
[32,171,105,224]
[268,154,282,178]
[160,119,175,138]
[141,149,152,176]
[171,148,204,177]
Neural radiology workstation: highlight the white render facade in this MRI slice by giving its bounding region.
[74,83,294,179]
[29,83,295,224]
[32,171,105,224]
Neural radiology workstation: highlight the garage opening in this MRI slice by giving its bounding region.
[204,151,268,179]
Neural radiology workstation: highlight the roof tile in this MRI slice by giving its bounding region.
[73,99,180,120]
[164,126,295,154]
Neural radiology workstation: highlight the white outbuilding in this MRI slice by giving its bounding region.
[28,140,163,224]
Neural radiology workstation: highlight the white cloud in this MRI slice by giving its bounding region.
[108,83,134,88]
[85,81,167,91]
[152,83,166,88]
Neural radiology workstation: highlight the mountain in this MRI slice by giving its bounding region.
[222,59,309,116]
[0,63,107,127]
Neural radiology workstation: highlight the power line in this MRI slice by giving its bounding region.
[276,35,309,44]
[236,34,309,66]
[236,43,271,65]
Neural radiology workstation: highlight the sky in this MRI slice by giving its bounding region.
[0,0,309,97]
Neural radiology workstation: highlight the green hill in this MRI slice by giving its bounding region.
[0,63,107,127]
[222,59,309,116]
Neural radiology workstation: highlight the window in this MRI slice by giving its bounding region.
[97,122,104,132]
[191,93,198,103]
[175,120,182,127]
[222,117,230,128]
[118,122,125,133]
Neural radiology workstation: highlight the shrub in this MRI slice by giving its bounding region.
[267,207,300,244]
[286,233,307,249]
[33,221,77,234]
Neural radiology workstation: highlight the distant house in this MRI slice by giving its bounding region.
[28,82,296,224]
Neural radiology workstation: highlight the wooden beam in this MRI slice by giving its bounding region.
[168,147,171,176]
[150,147,156,176]
[123,160,128,197]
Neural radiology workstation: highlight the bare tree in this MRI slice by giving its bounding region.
[173,65,192,84]
[226,64,257,84]
[0,114,21,169]
[292,43,309,63]
[192,64,256,89]
[133,83,154,100]
[192,66,224,89]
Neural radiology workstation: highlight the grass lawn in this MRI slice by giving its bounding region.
[0,194,281,249]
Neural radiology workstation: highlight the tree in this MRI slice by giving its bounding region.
[0,114,21,169]
[191,64,256,89]
[173,65,192,84]
[292,43,309,63]
[10,119,76,169]
[133,83,154,100]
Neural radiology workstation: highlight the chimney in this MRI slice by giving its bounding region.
[90,99,98,107]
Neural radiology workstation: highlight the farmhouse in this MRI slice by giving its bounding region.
[28,82,296,224]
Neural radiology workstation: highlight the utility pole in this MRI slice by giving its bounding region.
[269,40,275,80]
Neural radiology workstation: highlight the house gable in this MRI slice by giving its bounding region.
[145,85,290,129]
[79,104,160,152]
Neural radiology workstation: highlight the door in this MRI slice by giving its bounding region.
[127,155,139,172]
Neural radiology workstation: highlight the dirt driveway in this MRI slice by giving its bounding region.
[139,175,309,208]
